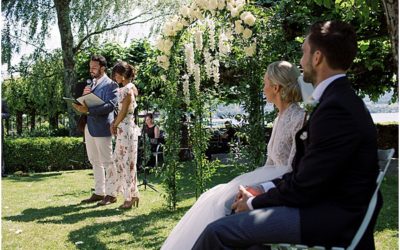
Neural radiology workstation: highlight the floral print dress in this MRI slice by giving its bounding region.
[114,83,139,200]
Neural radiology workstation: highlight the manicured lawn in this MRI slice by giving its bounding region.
[2,166,398,249]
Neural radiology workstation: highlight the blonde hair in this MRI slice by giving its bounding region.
[266,61,302,103]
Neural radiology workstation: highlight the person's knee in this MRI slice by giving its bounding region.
[203,219,226,237]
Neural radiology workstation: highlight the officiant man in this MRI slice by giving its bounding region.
[193,21,381,250]
[73,55,119,206]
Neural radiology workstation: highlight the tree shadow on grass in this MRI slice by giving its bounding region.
[68,206,190,250]
[3,203,124,224]
[5,172,63,182]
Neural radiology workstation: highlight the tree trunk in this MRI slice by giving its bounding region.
[5,119,10,136]
[381,0,398,74]
[30,110,36,131]
[16,111,23,135]
[49,114,59,129]
[54,0,78,135]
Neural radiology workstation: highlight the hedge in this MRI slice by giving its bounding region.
[4,137,89,173]
[3,123,398,174]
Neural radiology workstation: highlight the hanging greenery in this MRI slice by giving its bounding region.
[156,0,265,210]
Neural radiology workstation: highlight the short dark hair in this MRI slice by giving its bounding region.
[307,21,357,70]
[112,61,136,80]
[90,55,107,68]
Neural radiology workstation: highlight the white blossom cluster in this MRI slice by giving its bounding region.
[184,43,195,75]
[182,74,190,104]
[194,29,203,51]
[212,59,220,84]
[218,32,231,56]
[156,0,258,101]
[203,50,213,79]
[207,18,216,51]
[194,64,201,92]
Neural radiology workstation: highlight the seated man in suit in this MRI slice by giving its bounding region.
[193,20,381,250]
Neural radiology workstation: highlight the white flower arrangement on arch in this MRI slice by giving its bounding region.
[156,0,257,98]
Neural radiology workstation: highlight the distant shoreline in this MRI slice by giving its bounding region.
[370,113,399,123]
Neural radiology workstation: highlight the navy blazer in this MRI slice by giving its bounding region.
[87,75,118,137]
[252,77,380,248]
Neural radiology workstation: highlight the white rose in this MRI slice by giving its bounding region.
[180,6,190,17]
[209,0,218,10]
[217,0,225,10]
[157,55,170,70]
[244,43,256,57]
[240,11,248,21]
[231,7,239,17]
[242,28,252,39]
[226,3,233,11]
[163,39,173,55]
[244,13,256,26]
[234,20,244,34]
[175,21,184,32]
[156,37,165,51]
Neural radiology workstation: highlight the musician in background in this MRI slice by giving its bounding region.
[143,113,160,167]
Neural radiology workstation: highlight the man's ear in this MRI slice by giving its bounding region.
[313,50,323,67]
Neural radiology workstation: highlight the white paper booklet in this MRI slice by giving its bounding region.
[76,93,105,107]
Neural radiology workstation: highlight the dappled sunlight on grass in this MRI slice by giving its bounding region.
[2,166,398,249]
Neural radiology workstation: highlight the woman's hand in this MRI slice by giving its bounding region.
[231,185,253,213]
[110,122,118,135]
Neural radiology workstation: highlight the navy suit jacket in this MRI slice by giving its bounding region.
[87,75,118,137]
[252,77,380,248]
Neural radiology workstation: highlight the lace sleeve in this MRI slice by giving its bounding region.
[265,104,305,167]
[287,111,306,166]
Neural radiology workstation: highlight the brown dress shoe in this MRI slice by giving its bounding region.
[97,195,117,206]
[81,194,105,203]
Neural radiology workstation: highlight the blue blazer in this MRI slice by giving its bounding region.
[87,75,118,137]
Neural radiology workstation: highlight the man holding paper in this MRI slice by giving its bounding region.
[73,55,119,206]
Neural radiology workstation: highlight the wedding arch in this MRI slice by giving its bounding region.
[156,0,265,209]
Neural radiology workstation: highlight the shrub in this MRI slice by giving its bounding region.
[376,123,399,157]
[4,137,89,173]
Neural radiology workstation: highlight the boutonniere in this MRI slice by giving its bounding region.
[300,131,308,140]
[304,97,319,120]
[304,97,319,113]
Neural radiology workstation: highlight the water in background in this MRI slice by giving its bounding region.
[214,91,399,124]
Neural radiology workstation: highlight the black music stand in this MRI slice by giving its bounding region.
[137,112,159,192]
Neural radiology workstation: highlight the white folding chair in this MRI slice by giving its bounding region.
[268,148,395,250]
[152,144,163,167]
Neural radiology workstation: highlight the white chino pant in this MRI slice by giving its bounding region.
[84,125,117,197]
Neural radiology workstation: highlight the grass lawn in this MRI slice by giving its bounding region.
[2,165,398,249]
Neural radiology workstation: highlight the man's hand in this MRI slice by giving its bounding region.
[72,101,89,114]
[231,185,254,213]
[83,86,92,95]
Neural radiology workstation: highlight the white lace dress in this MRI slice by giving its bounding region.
[161,103,305,250]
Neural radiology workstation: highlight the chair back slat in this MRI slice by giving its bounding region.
[346,148,394,250]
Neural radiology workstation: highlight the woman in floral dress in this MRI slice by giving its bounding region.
[111,61,140,209]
